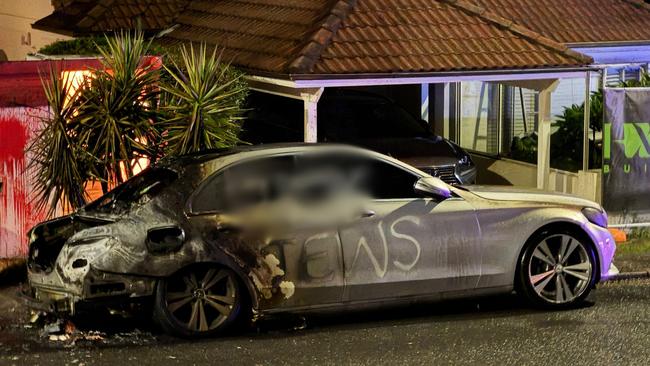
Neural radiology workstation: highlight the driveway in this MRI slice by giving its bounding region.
[1,278,649,365]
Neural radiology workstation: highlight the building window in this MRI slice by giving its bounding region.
[458,81,501,155]
[450,76,601,171]
[502,86,538,162]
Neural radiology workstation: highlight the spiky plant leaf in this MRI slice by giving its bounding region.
[74,31,161,185]
[160,43,248,155]
[28,65,89,216]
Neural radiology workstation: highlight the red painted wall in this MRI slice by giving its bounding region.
[0,107,49,257]
[0,59,101,257]
[0,57,161,257]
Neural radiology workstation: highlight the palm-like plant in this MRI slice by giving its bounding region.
[28,66,89,215]
[30,36,250,216]
[30,31,162,216]
[551,88,608,171]
[75,31,161,188]
[160,44,247,155]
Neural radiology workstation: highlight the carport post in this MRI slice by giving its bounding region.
[583,72,591,171]
[301,88,324,143]
[421,83,430,122]
[537,81,559,190]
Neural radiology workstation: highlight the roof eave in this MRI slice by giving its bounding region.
[568,40,650,48]
[246,66,596,89]
[295,65,595,80]
[31,19,78,37]
[32,21,170,38]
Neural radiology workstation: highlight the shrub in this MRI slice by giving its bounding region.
[159,44,248,155]
[30,34,249,215]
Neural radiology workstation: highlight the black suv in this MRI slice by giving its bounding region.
[241,89,476,184]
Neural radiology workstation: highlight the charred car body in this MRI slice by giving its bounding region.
[27,144,617,337]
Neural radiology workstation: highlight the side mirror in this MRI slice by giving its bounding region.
[414,176,452,199]
[146,225,185,254]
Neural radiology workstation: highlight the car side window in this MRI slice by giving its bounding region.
[292,153,362,204]
[318,97,428,141]
[296,153,419,200]
[362,159,420,199]
[191,155,294,214]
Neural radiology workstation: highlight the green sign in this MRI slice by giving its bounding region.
[604,122,650,159]
[603,88,650,218]
[603,122,650,174]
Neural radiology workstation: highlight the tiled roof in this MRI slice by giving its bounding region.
[33,0,593,77]
[33,0,188,36]
[160,0,592,77]
[162,0,338,75]
[470,0,650,44]
[309,0,592,74]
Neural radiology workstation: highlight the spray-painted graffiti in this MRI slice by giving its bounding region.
[0,107,49,257]
[349,215,422,278]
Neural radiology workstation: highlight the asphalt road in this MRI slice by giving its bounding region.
[1,278,650,366]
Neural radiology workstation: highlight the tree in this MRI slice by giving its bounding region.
[551,91,605,172]
[29,31,160,213]
[75,31,162,190]
[28,66,89,215]
[30,34,249,216]
[551,102,590,171]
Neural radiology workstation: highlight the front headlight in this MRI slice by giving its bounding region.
[582,207,608,228]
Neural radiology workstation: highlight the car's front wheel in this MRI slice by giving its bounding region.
[153,265,243,337]
[518,230,597,308]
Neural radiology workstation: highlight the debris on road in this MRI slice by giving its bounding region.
[21,307,157,348]
[48,334,70,342]
[42,320,63,336]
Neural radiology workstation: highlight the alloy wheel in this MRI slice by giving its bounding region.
[163,267,238,332]
[527,234,593,304]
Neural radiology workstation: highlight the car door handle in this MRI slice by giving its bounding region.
[359,209,376,218]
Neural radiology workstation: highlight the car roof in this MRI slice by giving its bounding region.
[158,143,425,176]
[160,143,363,165]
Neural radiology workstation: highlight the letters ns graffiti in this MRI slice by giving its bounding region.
[349,216,421,278]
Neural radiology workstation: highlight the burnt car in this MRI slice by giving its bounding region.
[26,144,616,338]
[240,89,476,184]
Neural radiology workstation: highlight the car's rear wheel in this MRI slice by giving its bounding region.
[518,230,597,308]
[153,265,242,337]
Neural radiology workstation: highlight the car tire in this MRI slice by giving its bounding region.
[153,264,243,338]
[517,229,597,309]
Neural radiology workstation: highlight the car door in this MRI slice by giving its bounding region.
[338,156,481,302]
[188,154,345,308]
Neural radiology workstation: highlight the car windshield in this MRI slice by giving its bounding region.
[83,168,178,214]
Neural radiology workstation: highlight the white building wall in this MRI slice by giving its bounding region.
[0,0,69,61]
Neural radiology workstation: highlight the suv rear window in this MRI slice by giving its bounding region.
[319,97,428,140]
